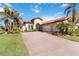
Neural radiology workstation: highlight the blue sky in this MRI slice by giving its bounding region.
[0,3,79,22]
[11,3,67,21]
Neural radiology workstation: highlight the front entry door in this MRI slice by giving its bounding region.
[36,23,41,31]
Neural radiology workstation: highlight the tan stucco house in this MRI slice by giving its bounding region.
[21,16,79,32]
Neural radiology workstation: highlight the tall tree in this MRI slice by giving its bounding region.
[0,6,11,33]
[0,4,21,33]
[64,3,79,25]
[10,9,22,30]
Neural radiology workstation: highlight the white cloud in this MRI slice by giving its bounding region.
[32,9,40,13]
[42,16,62,22]
[42,12,65,22]
[4,3,12,7]
[0,7,4,12]
[61,4,69,7]
[31,4,41,13]
[20,13,24,16]
[0,3,12,12]
[42,16,55,22]
[0,4,4,12]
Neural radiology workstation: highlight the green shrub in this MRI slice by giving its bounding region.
[25,30,36,32]
[67,27,75,35]
[74,29,79,36]
[11,27,20,33]
[52,31,62,36]
[0,30,5,34]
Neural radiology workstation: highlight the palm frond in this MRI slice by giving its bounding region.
[66,9,72,16]
[64,6,72,14]
[0,17,7,21]
[0,12,6,16]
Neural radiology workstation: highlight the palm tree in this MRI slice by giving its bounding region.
[0,5,21,33]
[64,3,79,34]
[0,6,11,33]
[64,3,78,24]
[57,21,69,34]
[57,22,65,34]
[10,9,22,30]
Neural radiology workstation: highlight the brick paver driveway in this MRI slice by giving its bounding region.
[21,32,79,56]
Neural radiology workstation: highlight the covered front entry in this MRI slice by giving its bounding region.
[36,23,42,31]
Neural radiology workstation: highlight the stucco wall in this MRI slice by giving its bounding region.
[33,19,43,30]
[22,23,33,31]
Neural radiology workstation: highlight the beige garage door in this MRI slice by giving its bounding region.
[42,24,51,32]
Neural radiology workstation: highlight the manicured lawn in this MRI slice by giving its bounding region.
[0,33,29,56]
[62,35,79,42]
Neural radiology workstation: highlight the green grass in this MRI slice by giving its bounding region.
[0,33,29,56]
[63,35,79,42]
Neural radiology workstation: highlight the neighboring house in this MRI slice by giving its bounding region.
[21,16,79,32]
[22,21,33,31]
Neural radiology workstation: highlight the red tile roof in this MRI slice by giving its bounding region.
[42,17,70,25]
